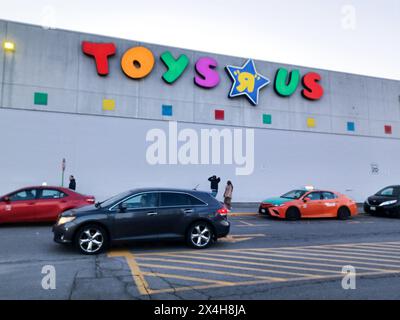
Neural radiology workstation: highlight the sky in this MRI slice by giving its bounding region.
[0,0,399,80]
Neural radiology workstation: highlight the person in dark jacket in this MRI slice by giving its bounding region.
[208,175,221,197]
[69,175,76,190]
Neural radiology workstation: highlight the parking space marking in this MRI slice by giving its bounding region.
[219,233,266,243]
[187,252,350,274]
[139,263,287,281]
[108,250,150,295]
[314,245,400,256]
[199,251,398,273]
[275,247,400,262]
[354,244,400,251]
[142,271,235,286]
[137,255,319,278]
[245,249,400,269]
[107,241,400,296]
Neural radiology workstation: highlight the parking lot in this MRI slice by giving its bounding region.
[2,210,400,299]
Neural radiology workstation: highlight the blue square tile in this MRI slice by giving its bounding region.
[347,122,355,132]
[162,105,173,116]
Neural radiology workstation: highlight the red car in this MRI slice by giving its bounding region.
[0,186,95,224]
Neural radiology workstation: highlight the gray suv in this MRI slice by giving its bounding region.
[53,188,230,254]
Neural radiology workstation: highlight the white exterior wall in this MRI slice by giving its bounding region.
[0,20,400,202]
[0,108,399,202]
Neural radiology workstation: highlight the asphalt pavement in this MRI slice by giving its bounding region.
[1,210,400,299]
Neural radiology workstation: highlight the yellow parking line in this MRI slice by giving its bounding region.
[199,251,398,273]
[148,269,400,295]
[132,241,400,259]
[251,248,400,265]
[237,241,400,252]
[359,243,400,250]
[139,263,286,281]
[137,256,322,278]
[244,249,400,269]
[282,247,400,261]
[321,242,400,249]
[142,272,234,286]
[239,221,254,226]
[109,241,400,296]
[229,212,258,217]
[182,252,344,274]
[319,245,400,256]
[108,250,150,296]
[353,244,400,251]
[152,253,333,277]
[381,242,400,245]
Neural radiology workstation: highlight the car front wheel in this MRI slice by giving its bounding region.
[337,207,351,220]
[75,224,108,255]
[186,222,214,249]
[286,207,301,221]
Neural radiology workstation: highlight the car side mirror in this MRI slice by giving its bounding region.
[303,197,310,203]
[118,203,128,213]
[2,196,10,203]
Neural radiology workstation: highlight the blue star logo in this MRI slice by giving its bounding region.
[226,59,270,105]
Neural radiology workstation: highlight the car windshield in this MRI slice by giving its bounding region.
[281,190,307,199]
[376,187,400,197]
[98,191,132,208]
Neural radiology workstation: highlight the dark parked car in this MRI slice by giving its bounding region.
[53,188,230,254]
[364,185,400,217]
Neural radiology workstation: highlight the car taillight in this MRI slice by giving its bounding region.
[86,198,95,204]
[217,207,228,216]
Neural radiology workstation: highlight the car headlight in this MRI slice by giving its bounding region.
[57,216,76,226]
[379,200,397,207]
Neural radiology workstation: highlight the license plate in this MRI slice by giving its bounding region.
[370,206,376,211]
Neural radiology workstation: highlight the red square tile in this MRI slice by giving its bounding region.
[215,109,225,120]
[385,125,392,135]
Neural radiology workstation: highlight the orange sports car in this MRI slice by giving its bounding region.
[258,188,358,220]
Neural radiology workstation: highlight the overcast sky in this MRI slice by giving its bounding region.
[1,0,399,80]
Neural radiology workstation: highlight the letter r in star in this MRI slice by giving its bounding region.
[226,59,270,105]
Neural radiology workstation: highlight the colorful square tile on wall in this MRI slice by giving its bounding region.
[263,114,272,125]
[347,122,355,132]
[307,117,316,128]
[162,105,173,116]
[34,92,48,106]
[102,99,115,111]
[215,109,225,120]
[384,125,392,135]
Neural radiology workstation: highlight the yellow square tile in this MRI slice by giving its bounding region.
[102,99,115,111]
[307,118,316,128]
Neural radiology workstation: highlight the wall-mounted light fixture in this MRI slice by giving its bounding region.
[3,41,15,52]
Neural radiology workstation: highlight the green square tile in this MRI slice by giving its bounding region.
[263,114,272,125]
[34,92,48,106]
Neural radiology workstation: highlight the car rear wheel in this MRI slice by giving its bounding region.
[75,224,108,255]
[338,207,351,220]
[186,222,214,249]
[286,207,301,221]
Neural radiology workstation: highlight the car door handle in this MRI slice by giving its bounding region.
[183,209,194,214]
[147,212,158,216]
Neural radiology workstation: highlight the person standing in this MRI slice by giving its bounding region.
[223,180,233,210]
[68,175,76,190]
[208,175,221,197]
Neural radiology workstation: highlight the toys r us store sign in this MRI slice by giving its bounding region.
[82,41,324,106]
